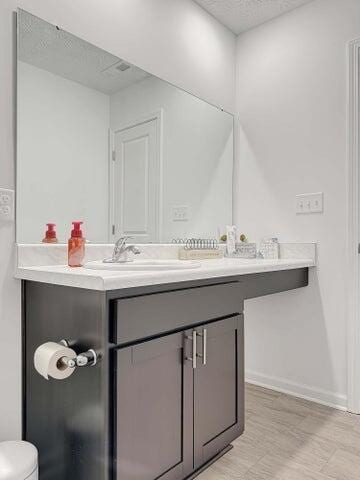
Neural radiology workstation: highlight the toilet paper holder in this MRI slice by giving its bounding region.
[59,339,98,368]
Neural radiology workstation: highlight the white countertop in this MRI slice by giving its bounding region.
[15,257,315,291]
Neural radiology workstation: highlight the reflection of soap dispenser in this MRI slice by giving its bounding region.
[68,221,85,267]
[42,223,58,243]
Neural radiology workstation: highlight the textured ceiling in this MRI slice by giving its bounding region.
[18,9,150,95]
[194,0,314,34]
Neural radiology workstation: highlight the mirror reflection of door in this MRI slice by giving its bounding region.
[112,118,160,243]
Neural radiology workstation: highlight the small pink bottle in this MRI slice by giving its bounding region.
[42,223,58,243]
[68,221,85,267]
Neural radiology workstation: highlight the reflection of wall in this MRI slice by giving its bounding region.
[18,61,110,243]
[18,65,233,244]
[110,77,233,241]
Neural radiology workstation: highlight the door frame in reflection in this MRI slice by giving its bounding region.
[109,110,163,243]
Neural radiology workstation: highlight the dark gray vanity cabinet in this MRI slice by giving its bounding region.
[194,315,244,469]
[115,330,194,480]
[115,315,244,480]
[23,268,308,480]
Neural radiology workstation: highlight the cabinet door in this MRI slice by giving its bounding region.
[193,315,244,469]
[115,330,193,480]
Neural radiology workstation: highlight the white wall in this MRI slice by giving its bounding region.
[110,76,233,242]
[17,62,110,243]
[236,0,360,408]
[0,0,235,439]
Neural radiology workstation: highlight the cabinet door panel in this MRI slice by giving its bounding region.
[194,315,244,469]
[115,331,193,480]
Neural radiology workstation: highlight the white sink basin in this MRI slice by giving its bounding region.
[84,259,201,272]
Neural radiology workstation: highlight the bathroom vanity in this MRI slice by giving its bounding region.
[20,255,312,480]
[15,9,315,480]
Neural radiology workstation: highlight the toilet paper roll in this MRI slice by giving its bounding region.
[34,342,76,380]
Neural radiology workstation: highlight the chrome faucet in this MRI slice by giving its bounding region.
[103,236,141,263]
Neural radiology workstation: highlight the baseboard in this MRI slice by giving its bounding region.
[245,370,347,411]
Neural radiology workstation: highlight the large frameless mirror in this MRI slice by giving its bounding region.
[17,9,234,244]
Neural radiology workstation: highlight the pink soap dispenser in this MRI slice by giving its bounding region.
[42,223,58,244]
[68,221,85,267]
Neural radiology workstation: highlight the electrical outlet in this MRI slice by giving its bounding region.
[296,192,323,215]
[172,205,189,222]
[0,188,15,222]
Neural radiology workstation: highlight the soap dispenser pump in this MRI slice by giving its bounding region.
[68,221,85,267]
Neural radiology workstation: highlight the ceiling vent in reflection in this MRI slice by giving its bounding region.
[18,9,151,94]
[116,62,131,72]
[101,61,131,77]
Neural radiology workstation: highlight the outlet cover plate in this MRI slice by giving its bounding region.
[0,188,15,222]
[172,205,189,222]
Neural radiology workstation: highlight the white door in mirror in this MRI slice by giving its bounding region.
[0,188,15,222]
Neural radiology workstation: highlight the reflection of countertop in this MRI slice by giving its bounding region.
[15,257,315,291]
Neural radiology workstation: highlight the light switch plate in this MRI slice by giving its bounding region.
[296,192,323,215]
[172,205,189,222]
[0,188,15,222]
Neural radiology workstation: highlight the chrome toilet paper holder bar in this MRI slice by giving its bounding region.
[59,339,98,368]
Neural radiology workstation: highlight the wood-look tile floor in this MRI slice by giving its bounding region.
[197,383,360,480]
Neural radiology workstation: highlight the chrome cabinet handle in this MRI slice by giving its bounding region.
[202,328,207,365]
[185,331,197,369]
[197,328,207,366]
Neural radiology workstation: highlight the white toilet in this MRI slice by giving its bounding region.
[0,441,38,480]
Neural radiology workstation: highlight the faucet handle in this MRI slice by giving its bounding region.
[115,235,134,247]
